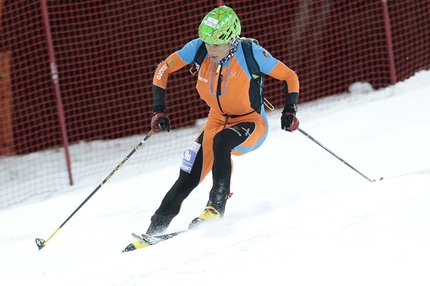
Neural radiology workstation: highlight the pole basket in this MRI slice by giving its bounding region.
[35,238,46,250]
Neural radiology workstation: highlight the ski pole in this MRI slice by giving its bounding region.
[35,130,154,250]
[298,128,376,182]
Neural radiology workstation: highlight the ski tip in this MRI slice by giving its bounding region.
[122,229,188,252]
[122,243,137,253]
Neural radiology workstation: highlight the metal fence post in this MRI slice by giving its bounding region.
[381,0,397,85]
[40,0,73,185]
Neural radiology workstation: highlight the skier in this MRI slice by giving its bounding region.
[126,5,300,251]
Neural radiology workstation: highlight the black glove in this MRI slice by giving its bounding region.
[280,103,299,132]
[281,112,299,132]
[151,111,170,133]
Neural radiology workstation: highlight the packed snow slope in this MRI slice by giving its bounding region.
[1,70,429,286]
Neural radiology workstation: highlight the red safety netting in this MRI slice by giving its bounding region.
[1,0,429,208]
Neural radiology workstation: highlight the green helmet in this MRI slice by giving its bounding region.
[199,6,241,45]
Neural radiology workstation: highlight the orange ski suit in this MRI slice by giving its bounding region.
[153,38,299,185]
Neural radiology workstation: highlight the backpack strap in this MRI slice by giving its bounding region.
[241,38,274,111]
[189,42,207,75]
[240,38,263,80]
[240,38,266,113]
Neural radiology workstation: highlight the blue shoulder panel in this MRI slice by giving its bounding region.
[176,38,204,64]
[251,43,279,74]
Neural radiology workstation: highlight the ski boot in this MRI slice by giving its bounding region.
[189,206,221,229]
[146,213,176,236]
[189,184,232,229]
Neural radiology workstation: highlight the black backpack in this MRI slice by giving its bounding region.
[190,38,273,114]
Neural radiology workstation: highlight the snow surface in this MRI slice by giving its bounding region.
[1,70,429,286]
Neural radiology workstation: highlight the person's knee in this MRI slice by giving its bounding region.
[213,129,236,154]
